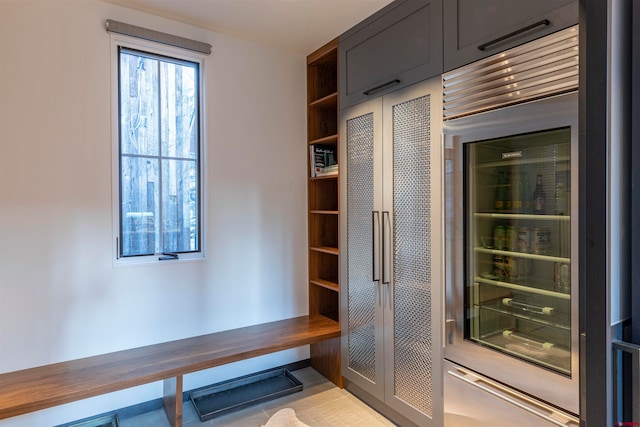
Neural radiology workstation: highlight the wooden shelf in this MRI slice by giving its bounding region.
[310,246,339,256]
[310,174,338,181]
[307,37,342,387]
[310,210,339,215]
[310,278,340,292]
[309,134,338,146]
[310,92,338,108]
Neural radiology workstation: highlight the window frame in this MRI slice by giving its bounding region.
[111,33,206,265]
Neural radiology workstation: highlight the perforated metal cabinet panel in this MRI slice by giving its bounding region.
[390,94,433,416]
[340,77,443,426]
[345,112,377,383]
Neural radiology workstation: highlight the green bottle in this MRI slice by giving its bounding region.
[494,170,507,211]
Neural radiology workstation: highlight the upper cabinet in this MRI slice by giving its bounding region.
[339,0,443,109]
[444,0,578,72]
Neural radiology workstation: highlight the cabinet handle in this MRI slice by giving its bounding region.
[382,211,391,285]
[363,79,401,96]
[372,211,380,282]
[477,19,550,51]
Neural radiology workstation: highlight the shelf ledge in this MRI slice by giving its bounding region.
[309,134,338,146]
[309,210,339,215]
[309,246,339,255]
[309,92,338,108]
[310,279,339,292]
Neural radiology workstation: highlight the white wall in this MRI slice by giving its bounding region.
[0,1,308,425]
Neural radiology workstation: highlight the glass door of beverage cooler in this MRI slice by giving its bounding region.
[465,127,572,376]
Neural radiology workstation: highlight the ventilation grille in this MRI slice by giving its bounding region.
[443,25,579,120]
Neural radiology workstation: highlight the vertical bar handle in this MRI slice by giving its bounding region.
[372,211,380,282]
[382,211,391,285]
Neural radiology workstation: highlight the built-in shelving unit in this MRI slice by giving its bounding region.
[307,38,342,387]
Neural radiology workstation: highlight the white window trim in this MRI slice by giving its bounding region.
[110,33,207,266]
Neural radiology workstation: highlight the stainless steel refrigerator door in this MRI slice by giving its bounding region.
[444,360,579,427]
[444,91,579,414]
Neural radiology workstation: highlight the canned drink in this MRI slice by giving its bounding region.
[506,256,518,280]
[493,225,506,250]
[506,225,517,252]
[493,255,506,278]
[532,227,550,254]
[518,227,531,253]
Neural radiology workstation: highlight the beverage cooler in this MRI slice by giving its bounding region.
[443,26,581,427]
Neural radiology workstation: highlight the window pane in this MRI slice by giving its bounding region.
[121,156,159,256]
[161,159,198,253]
[117,44,201,260]
[120,51,159,156]
[160,61,198,159]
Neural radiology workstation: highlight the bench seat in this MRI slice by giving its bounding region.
[0,314,341,427]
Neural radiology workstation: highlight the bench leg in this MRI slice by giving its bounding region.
[163,375,183,427]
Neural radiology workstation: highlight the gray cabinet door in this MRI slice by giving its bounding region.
[339,0,443,109]
[443,0,577,72]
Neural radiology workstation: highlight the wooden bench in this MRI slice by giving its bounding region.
[0,315,340,427]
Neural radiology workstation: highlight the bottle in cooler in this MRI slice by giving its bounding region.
[532,174,546,214]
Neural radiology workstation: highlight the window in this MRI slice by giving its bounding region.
[113,38,204,262]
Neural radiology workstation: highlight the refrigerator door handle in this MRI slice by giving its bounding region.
[372,211,381,282]
[381,211,391,285]
[447,370,577,426]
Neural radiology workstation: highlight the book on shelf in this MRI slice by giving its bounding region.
[310,144,338,177]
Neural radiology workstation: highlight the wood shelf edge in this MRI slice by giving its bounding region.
[310,174,338,181]
[309,92,338,108]
[309,210,339,215]
[310,278,340,292]
[309,134,338,146]
[309,246,339,255]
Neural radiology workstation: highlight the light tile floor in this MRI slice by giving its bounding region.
[120,368,397,427]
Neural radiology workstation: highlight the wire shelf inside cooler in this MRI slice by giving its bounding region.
[471,330,571,376]
[478,298,571,330]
